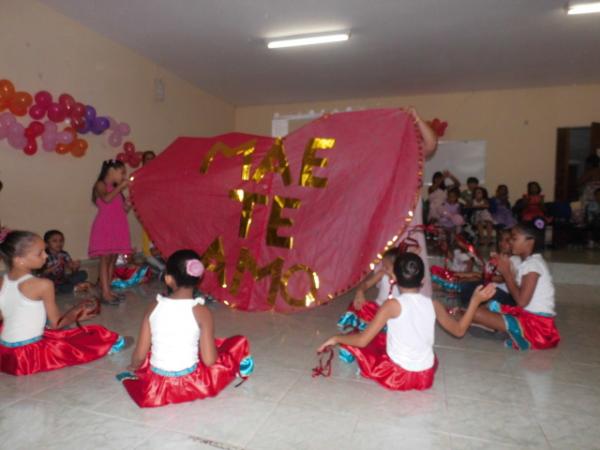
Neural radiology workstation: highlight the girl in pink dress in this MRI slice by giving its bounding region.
[88,160,132,305]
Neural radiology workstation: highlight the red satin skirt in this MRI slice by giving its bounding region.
[0,325,120,376]
[341,333,437,391]
[499,305,560,350]
[337,301,380,332]
[122,335,251,408]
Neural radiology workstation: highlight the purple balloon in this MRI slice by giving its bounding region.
[77,117,91,134]
[8,122,24,137]
[42,138,56,152]
[84,105,96,122]
[0,122,7,140]
[91,117,110,135]
[0,112,16,127]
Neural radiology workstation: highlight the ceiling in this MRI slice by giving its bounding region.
[40,0,600,106]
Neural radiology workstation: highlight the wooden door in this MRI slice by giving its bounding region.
[554,128,570,202]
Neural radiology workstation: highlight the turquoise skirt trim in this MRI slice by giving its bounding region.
[0,335,43,348]
[337,311,386,333]
[431,275,461,292]
[108,336,126,355]
[239,355,254,377]
[338,347,356,364]
[151,363,198,377]
[111,265,150,290]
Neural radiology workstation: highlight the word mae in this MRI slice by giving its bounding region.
[198,137,335,307]
[200,137,335,249]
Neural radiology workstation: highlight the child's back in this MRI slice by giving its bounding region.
[386,292,435,371]
[0,274,45,344]
[150,295,202,372]
[516,254,555,315]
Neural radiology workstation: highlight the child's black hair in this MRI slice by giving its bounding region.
[43,229,64,243]
[474,186,489,199]
[432,171,446,190]
[0,230,39,269]
[514,222,545,254]
[393,252,424,289]
[467,177,479,185]
[92,159,126,203]
[527,181,542,195]
[165,249,203,289]
[447,187,461,197]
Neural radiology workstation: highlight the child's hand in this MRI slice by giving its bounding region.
[495,254,512,275]
[317,337,338,353]
[77,302,98,321]
[471,284,497,304]
[353,292,366,310]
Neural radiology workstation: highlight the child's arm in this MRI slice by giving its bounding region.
[128,303,156,370]
[496,255,538,308]
[193,305,217,366]
[94,179,129,203]
[317,299,400,352]
[406,107,438,157]
[193,304,218,366]
[353,269,386,309]
[445,171,461,189]
[434,284,497,337]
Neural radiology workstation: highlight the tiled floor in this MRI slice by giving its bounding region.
[1,280,600,449]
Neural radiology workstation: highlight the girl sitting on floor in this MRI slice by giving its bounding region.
[118,249,254,408]
[0,231,124,376]
[437,223,560,350]
[337,247,400,332]
[318,253,436,391]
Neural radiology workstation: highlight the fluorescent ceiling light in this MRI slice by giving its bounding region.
[567,2,600,14]
[267,33,349,49]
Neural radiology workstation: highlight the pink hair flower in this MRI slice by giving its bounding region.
[186,259,204,277]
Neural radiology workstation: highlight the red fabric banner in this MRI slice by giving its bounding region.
[130,109,423,312]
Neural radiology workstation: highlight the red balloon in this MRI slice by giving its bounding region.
[29,121,45,137]
[23,138,37,155]
[123,141,135,153]
[71,116,85,129]
[47,103,66,122]
[34,91,52,108]
[29,104,46,120]
[129,154,142,168]
[72,102,86,118]
[116,152,127,162]
[58,93,75,113]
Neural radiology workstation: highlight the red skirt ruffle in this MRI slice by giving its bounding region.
[122,335,251,408]
[0,325,120,376]
[337,301,380,332]
[341,334,437,391]
[500,305,560,350]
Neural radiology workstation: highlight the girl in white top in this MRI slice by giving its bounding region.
[319,253,437,391]
[121,249,253,408]
[0,231,122,376]
[461,222,560,350]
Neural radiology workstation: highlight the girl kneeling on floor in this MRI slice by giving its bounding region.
[318,253,436,391]
[119,249,254,408]
[0,231,124,376]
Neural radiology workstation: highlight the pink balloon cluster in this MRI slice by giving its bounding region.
[107,117,131,147]
[41,121,74,152]
[0,112,27,150]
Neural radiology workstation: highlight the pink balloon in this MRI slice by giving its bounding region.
[42,138,56,151]
[107,116,117,130]
[34,91,52,108]
[57,131,73,145]
[0,122,7,140]
[8,122,24,137]
[29,104,46,120]
[108,133,122,147]
[43,121,57,134]
[117,122,130,135]
[47,103,66,122]
[8,133,27,149]
[0,112,16,127]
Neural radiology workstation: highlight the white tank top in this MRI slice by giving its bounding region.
[386,293,436,371]
[149,294,204,372]
[375,273,400,306]
[0,275,46,343]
